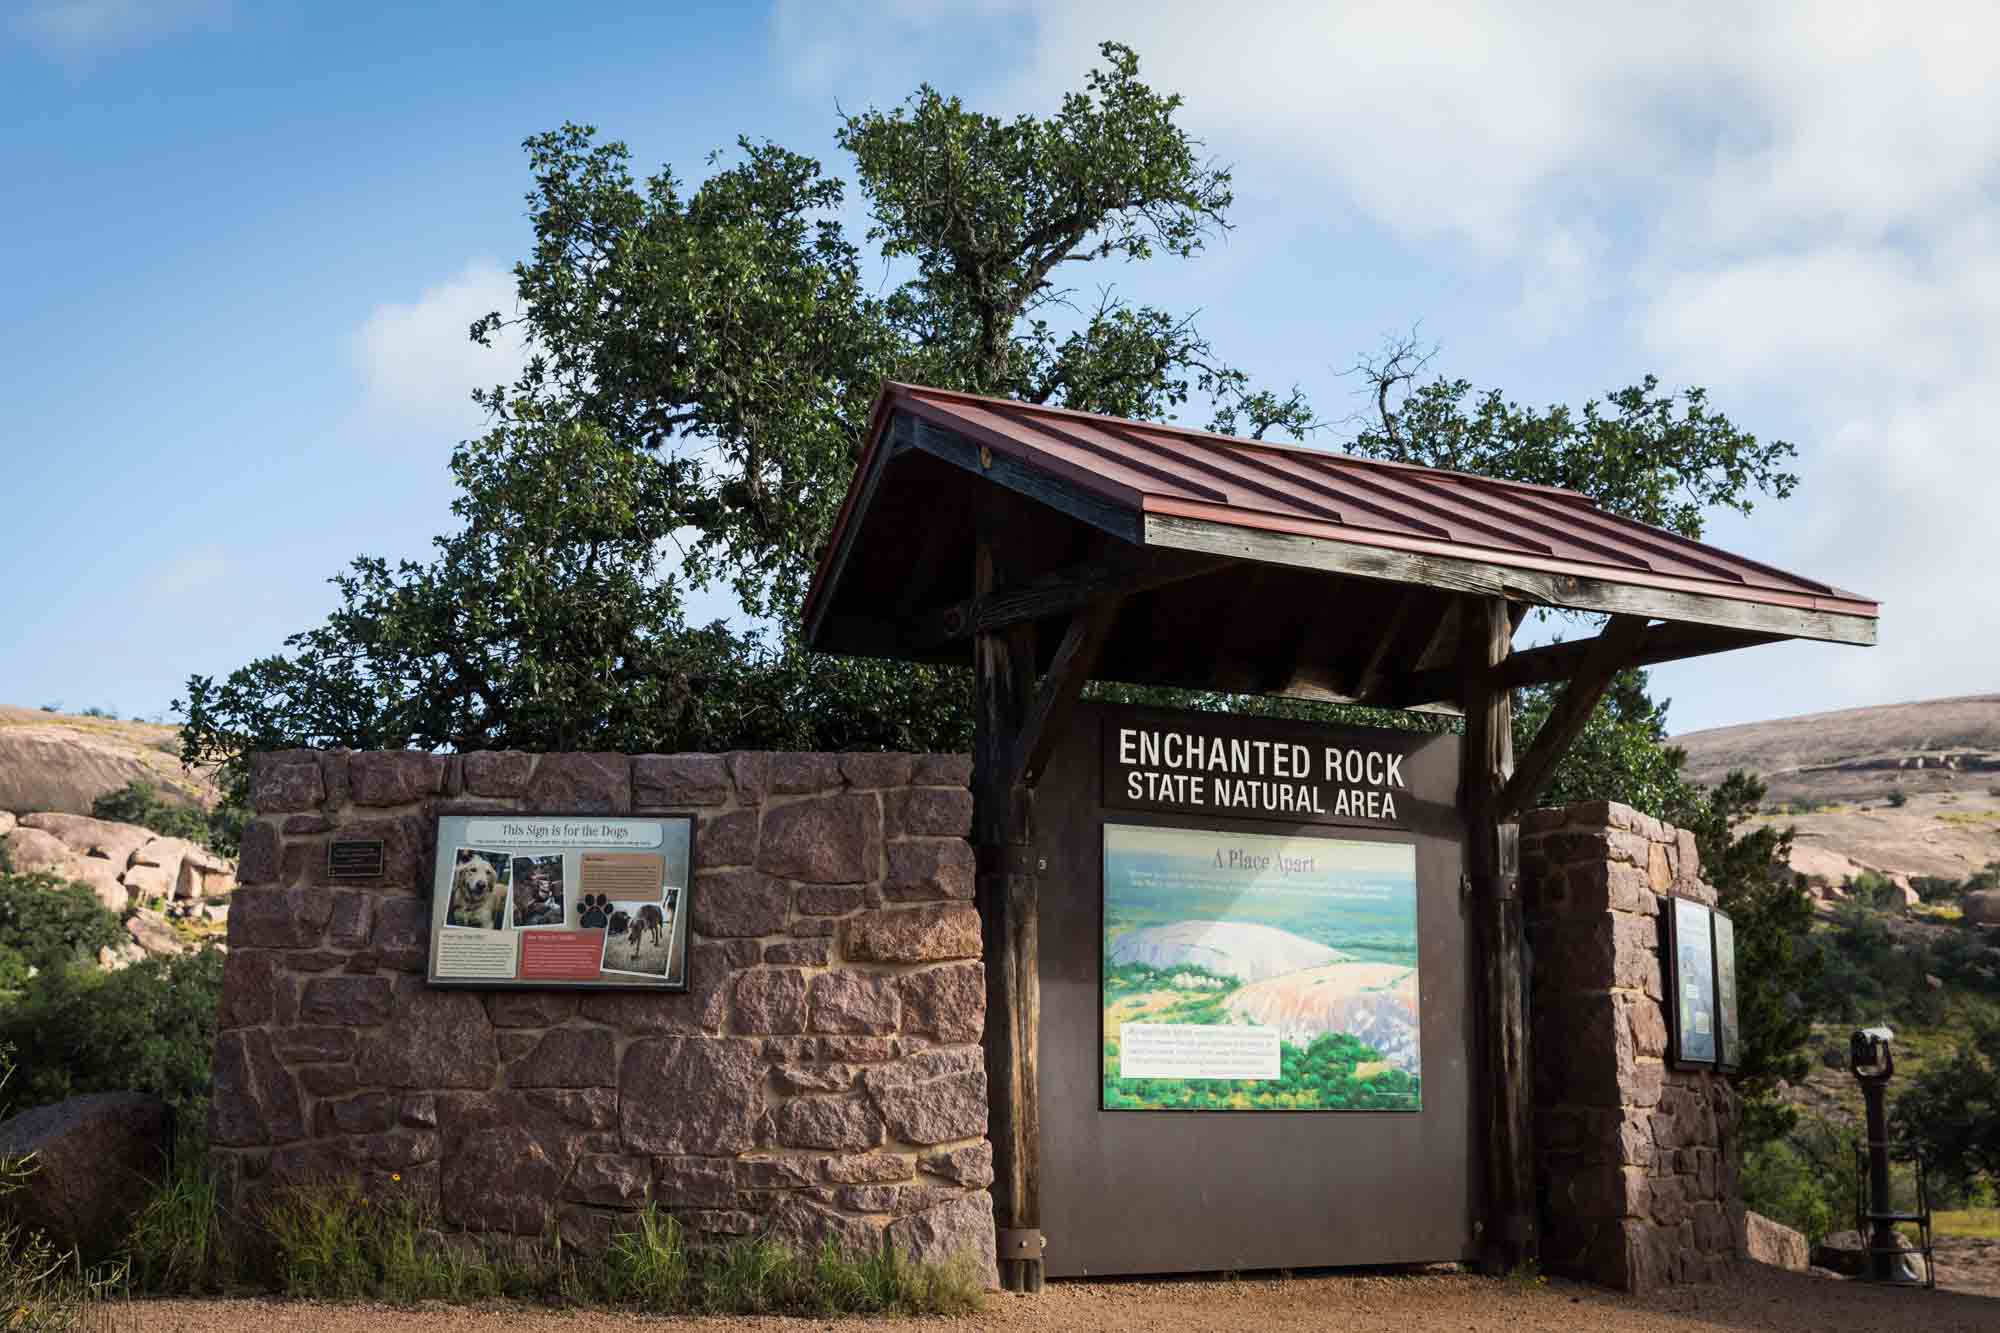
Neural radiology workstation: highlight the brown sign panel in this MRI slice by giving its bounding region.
[327,839,386,880]
[1101,712,1429,828]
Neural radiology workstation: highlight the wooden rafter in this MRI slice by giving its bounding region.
[924,549,1220,647]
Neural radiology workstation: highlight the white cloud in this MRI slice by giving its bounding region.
[350,259,527,431]
[15,0,226,53]
[150,549,230,598]
[773,2,2000,725]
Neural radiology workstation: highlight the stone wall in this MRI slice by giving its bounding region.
[1523,800,1742,1292]
[210,748,997,1285]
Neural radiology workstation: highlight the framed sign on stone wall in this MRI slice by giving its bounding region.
[425,812,695,991]
[1100,822,1423,1113]
[1712,909,1741,1073]
[1666,896,1719,1068]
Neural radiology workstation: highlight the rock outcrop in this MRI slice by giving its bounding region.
[0,705,217,816]
[1222,962,1421,1071]
[1,811,233,962]
[1107,920,1349,984]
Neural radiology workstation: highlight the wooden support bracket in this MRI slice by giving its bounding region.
[1498,614,1651,818]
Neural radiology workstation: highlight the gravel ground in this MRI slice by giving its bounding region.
[120,1265,2000,1333]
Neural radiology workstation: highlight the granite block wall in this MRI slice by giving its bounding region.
[209,748,997,1285]
[1523,800,1743,1292]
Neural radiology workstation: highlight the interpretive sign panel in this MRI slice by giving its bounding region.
[1103,714,1423,828]
[1101,822,1422,1112]
[1712,909,1740,1072]
[426,813,693,991]
[1668,896,1717,1067]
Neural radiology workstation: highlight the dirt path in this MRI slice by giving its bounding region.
[123,1265,2000,1333]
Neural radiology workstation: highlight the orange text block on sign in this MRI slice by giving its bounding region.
[582,852,664,900]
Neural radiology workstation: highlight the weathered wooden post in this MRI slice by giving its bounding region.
[1459,593,1534,1274]
[971,492,1044,1293]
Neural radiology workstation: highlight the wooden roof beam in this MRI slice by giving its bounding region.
[1142,512,1878,646]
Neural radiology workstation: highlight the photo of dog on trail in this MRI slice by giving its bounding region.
[510,854,566,928]
[445,848,511,930]
[599,893,678,978]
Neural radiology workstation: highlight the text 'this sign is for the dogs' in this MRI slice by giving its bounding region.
[1101,714,1421,827]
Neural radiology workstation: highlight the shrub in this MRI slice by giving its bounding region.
[90,780,246,860]
[0,947,223,1117]
[0,870,128,990]
[1887,790,1909,808]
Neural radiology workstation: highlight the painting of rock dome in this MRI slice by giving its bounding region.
[1102,824,1421,1112]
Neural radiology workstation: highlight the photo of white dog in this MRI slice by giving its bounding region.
[446,848,511,930]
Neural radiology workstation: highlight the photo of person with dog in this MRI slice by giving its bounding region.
[599,894,676,978]
[509,854,567,928]
[445,847,512,931]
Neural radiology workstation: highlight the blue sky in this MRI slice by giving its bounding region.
[2,1,1993,737]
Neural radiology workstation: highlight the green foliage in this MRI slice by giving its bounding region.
[1894,1019,2000,1197]
[0,868,127,991]
[1513,669,1704,823]
[124,1136,230,1295]
[1846,870,1907,912]
[1742,1119,1857,1245]
[246,1181,980,1313]
[1887,790,1909,807]
[90,779,244,859]
[1351,344,1797,540]
[595,1201,689,1308]
[0,947,223,1117]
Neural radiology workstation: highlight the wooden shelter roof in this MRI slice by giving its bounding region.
[803,382,1877,711]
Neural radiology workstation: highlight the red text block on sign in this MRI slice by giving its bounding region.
[518,930,604,982]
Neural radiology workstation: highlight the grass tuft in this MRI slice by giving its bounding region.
[125,1169,982,1316]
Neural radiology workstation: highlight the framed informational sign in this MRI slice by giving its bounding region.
[1100,822,1422,1112]
[426,813,694,991]
[1667,896,1718,1067]
[1712,909,1740,1072]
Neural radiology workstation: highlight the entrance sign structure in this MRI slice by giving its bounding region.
[801,381,1878,1292]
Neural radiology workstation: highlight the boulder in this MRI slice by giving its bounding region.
[1,826,70,876]
[130,834,198,873]
[0,1092,174,1255]
[1742,1210,1808,1271]
[179,853,233,900]
[125,909,186,956]
[18,813,152,870]
[122,862,174,905]
[0,812,12,837]
[1810,1229,1925,1283]
[64,858,130,912]
[1964,889,2000,926]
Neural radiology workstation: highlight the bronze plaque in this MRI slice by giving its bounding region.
[327,839,387,880]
